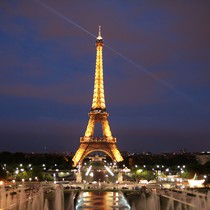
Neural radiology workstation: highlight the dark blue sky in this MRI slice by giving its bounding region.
[0,0,210,153]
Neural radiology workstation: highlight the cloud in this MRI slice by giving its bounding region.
[1,118,209,153]
[0,119,83,152]
[115,127,210,153]
[1,0,210,153]
[0,78,91,105]
[105,68,172,107]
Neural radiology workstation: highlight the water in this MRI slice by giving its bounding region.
[127,189,210,210]
[0,184,74,210]
[54,187,64,210]
[75,191,130,209]
[1,184,210,210]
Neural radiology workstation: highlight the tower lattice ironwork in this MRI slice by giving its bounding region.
[72,26,123,167]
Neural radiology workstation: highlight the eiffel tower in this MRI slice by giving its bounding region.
[72,26,123,167]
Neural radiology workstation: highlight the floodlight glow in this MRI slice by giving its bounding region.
[85,166,92,176]
[105,165,114,176]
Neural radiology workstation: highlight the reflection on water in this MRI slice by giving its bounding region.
[76,191,130,210]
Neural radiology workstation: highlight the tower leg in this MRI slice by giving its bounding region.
[102,119,112,139]
[73,141,123,167]
[72,143,89,167]
[84,117,95,137]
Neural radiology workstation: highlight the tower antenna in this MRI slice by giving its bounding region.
[97,25,103,40]
[98,25,101,37]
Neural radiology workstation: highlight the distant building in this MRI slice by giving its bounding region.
[196,152,210,165]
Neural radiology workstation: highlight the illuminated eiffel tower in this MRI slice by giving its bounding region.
[72,26,123,167]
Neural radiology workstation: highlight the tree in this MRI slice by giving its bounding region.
[136,170,157,181]
[43,173,54,181]
[32,166,44,180]
[16,171,31,181]
[0,167,7,180]
[180,170,189,179]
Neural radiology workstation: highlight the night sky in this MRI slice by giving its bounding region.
[1,1,210,153]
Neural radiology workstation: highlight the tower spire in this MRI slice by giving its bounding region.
[91,25,105,111]
[96,25,103,41]
[98,25,102,39]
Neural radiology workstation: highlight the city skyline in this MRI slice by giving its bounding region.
[0,1,210,153]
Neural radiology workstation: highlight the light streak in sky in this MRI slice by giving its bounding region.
[33,0,96,39]
[33,0,208,112]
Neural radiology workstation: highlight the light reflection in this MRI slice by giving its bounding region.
[76,191,130,209]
